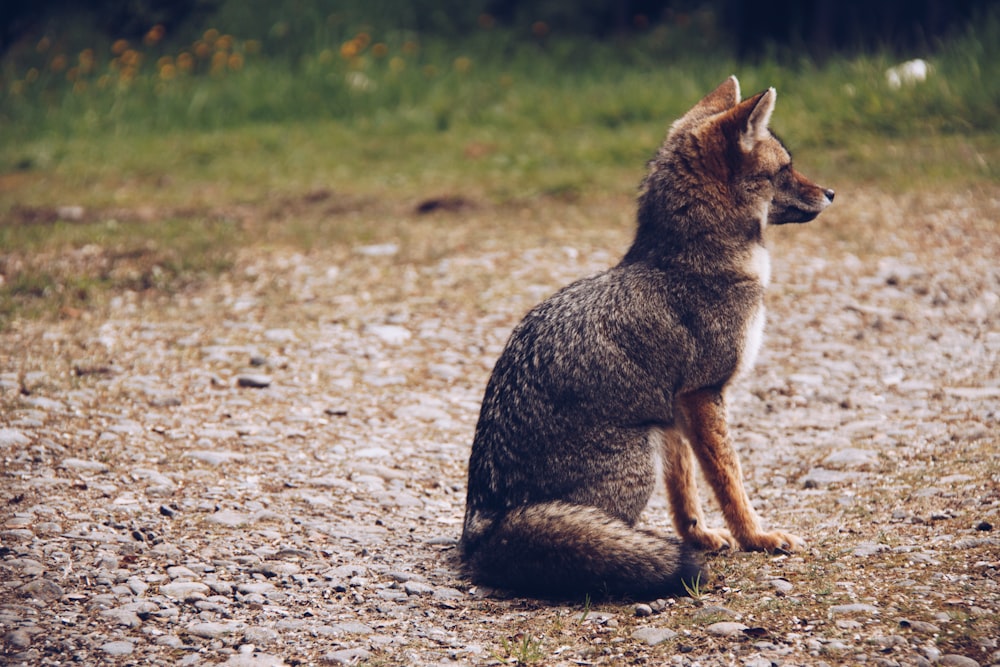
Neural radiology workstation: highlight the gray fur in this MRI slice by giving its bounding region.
[460,77,832,599]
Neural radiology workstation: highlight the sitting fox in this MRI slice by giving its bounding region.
[460,76,835,598]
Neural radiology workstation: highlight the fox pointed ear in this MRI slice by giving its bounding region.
[695,75,741,115]
[670,76,741,135]
[738,87,776,152]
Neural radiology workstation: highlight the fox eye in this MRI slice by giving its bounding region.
[771,164,791,181]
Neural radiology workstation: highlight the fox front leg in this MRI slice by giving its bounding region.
[659,427,736,551]
[678,389,805,553]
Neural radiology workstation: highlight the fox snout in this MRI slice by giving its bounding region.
[769,169,835,225]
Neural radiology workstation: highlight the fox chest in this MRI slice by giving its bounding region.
[736,245,771,376]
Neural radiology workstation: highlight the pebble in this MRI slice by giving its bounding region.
[187,621,244,639]
[5,629,32,649]
[706,622,749,637]
[222,654,288,667]
[207,509,251,526]
[821,448,879,469]
[403,581,435,596]
[830,603,879,615]
[237,374,272,388]
[937,656,980,667]
[634,603,653,617]
[632,627,677,645]
[160,581,210,599]
[100,640,135,656]
[321,648,372,664]
[60,457,110,473]
[0,428,30,448]
[18,578,64,600]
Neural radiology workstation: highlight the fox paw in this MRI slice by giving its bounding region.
[738,530,805,554]
[683,527,736,552]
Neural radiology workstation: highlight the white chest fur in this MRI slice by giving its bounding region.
[738,244,771,376]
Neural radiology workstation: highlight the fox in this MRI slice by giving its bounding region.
[460,76,835,599]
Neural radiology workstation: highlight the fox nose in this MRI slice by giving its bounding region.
[824,188,835,202]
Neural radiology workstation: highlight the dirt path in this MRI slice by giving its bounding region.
[1,188,998,666]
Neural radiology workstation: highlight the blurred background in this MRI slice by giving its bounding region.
[0,0,997,321]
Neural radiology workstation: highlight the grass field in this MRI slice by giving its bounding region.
[1,10,998,325]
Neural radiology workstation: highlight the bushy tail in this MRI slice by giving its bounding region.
[461,501,706,599]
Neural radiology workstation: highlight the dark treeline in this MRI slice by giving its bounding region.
[1,0,993,59]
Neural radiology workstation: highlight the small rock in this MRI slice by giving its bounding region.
[167,565,198,579]
[321,648,371,664]
[432,587,465,601]
[160,581,209,599]
[632,627,677,645]
[0,428,31,448]
[975,521,992,531]
[187,621,243,639]
[634,603,653,617]
[368,325,411,345]
[237,582,276,595]
[100,607,142,628]
[898,619,940,634]
[706,621,749,637]
[237,374,272,388]
[206,509,251,526]
[243,626,281,645]
[149,394,182,407]
[60,457,110,473]
[185,450,246,465]
[403,581,435,596]
[937,655,980,667]
[822,448,879,470]
[335,622,374,635]
[18,578,64,600]
[5,629,32,649]
[768,578,794,594]
[830,603,879,615]
[222,654,288,667]
[801,467,863,488]
[100,640,134,656]
[853,542,891,557]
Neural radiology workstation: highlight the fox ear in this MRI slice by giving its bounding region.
[695,75,741,115]
[738,88,776,152]
[670,75,741,135]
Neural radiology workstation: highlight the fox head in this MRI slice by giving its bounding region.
[638,76,834,243]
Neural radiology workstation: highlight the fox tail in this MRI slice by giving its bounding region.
[461,501,706,599]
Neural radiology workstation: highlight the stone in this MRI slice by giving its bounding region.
[187,621,243,639]
[238,374,272,388]
[160,581,210,599]
[821,448,879,469]
[368,324,411,345]
[221,654,288,667]
[632,627,677,645]
[937,656,980,667]
[706,621,749,637]
[403,581,435,596]
[18,578,63,600]
[100,640,134,656]
[321,648,372,664]
[0,428,30,448]
[829,603,879,615]
[60,458,109,473]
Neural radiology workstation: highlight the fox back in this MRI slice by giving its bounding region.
[461,76,833,599]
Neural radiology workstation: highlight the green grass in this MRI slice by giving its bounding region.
[1,10,998,327]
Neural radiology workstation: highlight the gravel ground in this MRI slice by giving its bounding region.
[1,187,998,666]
